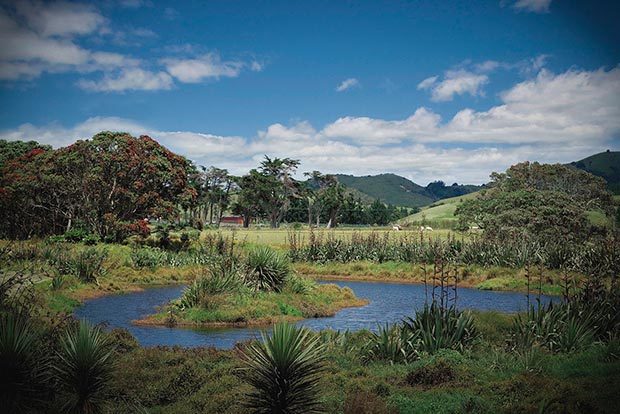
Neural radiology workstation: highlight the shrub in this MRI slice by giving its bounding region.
[130,247,165,270]
[63,228,90,243]
[402,302,477,354]
[53,320,115,414]
[246,246,291,292]
[177,259,244,309]
[284,274,316,294]
[511,302,598,353]
[405,359,455,386]
[238,322,326,413]
[66,247,108,284]
[0,314,44,412]
[364,324,417,364]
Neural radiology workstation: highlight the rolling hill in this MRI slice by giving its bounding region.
[397,191,481,227]
[334,173,481,208]
[569,150,620,194]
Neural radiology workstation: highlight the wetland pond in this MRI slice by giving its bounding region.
[75,280,556,349]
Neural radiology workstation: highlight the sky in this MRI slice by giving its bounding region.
[0,0,619,185]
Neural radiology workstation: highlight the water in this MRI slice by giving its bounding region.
[74,280,556,349]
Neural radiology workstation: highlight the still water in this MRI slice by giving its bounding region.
[75,280,555,349]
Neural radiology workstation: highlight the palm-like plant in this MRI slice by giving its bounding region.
[239,322,326,413]
[0,313,43,411]
[53,320,115,414]
[246,246,291,292]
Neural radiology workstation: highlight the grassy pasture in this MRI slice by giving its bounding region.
[201,227,461,249]
[398,191,481,228]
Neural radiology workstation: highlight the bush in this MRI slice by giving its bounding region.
[405,359,455,386]
[53,247,108,284]
[364,324,417,364]
[238,322,326,413]
[246,246,291,292]
[403,302,477,354]
[177,259,245,309]
[53,320,115,414]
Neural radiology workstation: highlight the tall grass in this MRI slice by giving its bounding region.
[287,230,620,275]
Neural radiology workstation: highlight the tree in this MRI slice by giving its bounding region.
[455,162,614,243]
[0,132,197,239]
[304,171,344,228]
[257,156,301,228]
[0,139,51,170]
[233,170,268,228]
[367,199,389,225]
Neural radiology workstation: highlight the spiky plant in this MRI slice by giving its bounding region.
[403,302,477,354]
[239,322,326,413]
[246,246,291,292]
[364,324,417,364]
[53,320,115,414]
[0,313,44,411]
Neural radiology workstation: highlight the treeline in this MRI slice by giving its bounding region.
[0,133,411,240]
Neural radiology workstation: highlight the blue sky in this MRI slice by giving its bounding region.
[1,0,619,184]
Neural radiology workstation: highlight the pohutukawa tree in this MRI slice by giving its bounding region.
[0,132,197,239]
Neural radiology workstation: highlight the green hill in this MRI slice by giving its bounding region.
[398,191,481,227]
[570,150,620,194]
[334,173,481,208]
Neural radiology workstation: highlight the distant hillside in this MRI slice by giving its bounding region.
[398,191,481,227]
[334,173,481,208]
[569,151,620,194]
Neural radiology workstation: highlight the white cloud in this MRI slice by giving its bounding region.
[14,0,107,37]
[3,66,618,184]
[510,0,552,13]
[161,53,244,83]
[418,70,488,102]
[0,2,256,90]
[77,68,173,92]
[417,76,438,90]
[250,61,264,72]
[336,78,360,92]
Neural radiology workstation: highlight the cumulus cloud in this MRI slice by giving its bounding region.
[336,78,360,92]
[2,66,618,184]
[510,0,552,13]
[77,68,173,92]
[418,70,488,102]
[0,2,260,91]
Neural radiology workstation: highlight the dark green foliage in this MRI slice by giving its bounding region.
[364,324,417,364]
[403,303,477,354]
[405,359,455,386]
[511,288,619,354]
[0,314,45,412]
[53,320,115,414]
[335,173,480,208]
[570,150,620,194]
[239,322,326,413]
[246,246,291,292]
[0,132,196,239]
[0,139,51,169]
[455,161,615,243]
